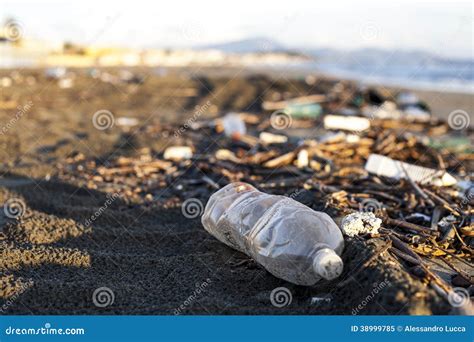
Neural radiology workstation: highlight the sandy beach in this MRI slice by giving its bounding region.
[0,67,470,314]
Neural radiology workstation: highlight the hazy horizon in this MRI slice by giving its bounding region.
[2,0,473,59]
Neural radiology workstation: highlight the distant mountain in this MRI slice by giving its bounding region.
[197,37,472,68]
[303,47,473,66]
[197,37,287,53]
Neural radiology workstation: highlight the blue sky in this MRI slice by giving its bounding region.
[2,0,473,58]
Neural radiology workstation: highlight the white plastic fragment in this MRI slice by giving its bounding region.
[58,78,74,89]
[365,154,457,187]
[259,132,288,144]
[45,67,67,79]
[345,134,361,144]
[403,106,431,122]
[324,115,370,132]
[340,212,382,237]
[163,146,193,161]
[116,117,139,127]
[363,101,401,120]
[222,113,246,138]
[319,132,346,144]
[296,149,309,168]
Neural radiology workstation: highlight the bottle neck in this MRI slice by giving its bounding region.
[312,248,344,281]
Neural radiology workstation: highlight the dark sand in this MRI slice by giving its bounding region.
[0,67,468,314]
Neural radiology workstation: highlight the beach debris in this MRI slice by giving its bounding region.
[324,115,370,131]
[54,74,472,298]
[215,149,241,163]
[363,101,401,120]
[202,182,344,285]
[45,67,67,79]
[345,134,361,143]
[438,215,457,235]
[58,78,74,89]
[163,146,193,161]
[429,136,473,153]
[263,151,296,168]
[262,94,326,111]
[221,113,246,138]
[118,70,145,84]
[365,154,457,186]
[310,294,333,305]
[117,117,139,127]
[296,149,309,168]
[403,106,431,122]
[0,76,13,87]
[340,212,382,237]
[285,103,322,119]
[337,107,358,116]
[397,92,420,107]
[259,132,288,144]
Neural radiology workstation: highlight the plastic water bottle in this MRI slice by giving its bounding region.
[201,182,344,286]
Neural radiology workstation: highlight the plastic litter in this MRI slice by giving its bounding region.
[363,101,401,120]
[340,212,382,237]
[285,103,322,119]
[45,67,67,80]
[262,94,326,111]
[403,106,431,122]
[58,78,74,89]
[324,115,370,132]
[365,154,457,187]
[163,146,193,161]
[259,132,288,144]
[310,294,333,305]
[201,182,344,285]
[221,113,246,139]
[296,149,309,168]
[117,117,139,127]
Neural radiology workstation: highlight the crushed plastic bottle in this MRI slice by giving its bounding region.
[201,182,344,286]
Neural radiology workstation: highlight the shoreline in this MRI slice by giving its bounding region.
[1,65,472,125]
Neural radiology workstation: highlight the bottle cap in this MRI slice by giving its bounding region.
[313,248,343,280]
